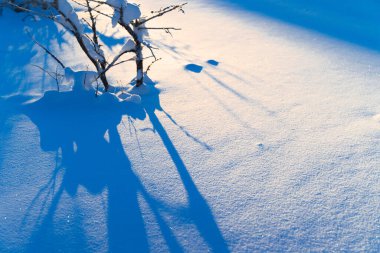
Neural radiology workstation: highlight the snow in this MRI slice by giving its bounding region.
[57,0,73,17]
[120,39,136,53]
[122,3,141,24]
[110,5,121,27]
[135,21,149,42]
[64,68,98,92]
[56,0,84,34]
[81,35,105,62]
[55,0,106,62]
[108,0,142,27]
[128,82,154,96]
[115,92,141,104]
[0,1,380,252]
[106,0,123,8]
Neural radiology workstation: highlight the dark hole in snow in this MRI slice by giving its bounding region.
[207,60,219,66]
[185,64,203,73]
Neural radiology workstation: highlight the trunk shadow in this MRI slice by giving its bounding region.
[17,78,228,252]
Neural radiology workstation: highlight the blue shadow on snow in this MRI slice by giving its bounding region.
[185,64,203,73]
[12,77,228,252]
[215,0,380,52]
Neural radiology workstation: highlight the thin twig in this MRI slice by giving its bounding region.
[145,58,162,75]
[139,27,181,30]
[73,0,113,18]
[31,64,63,91]
[143,42,158,61]
[27,32,66,69]
[138,3,187,26]
[94,49,135,81]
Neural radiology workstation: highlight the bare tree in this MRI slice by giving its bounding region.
[52,0,112,90]
[5,0,187,93]
[89,0,187,87]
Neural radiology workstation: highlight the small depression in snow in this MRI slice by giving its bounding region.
[185,64,203,73]
[207,60,219,66]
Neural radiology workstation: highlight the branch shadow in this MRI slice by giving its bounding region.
[17,77,228,252]
[155,39,274,118]
[0,9,66,96]
[142,80,229,252]
[184,62,276,117]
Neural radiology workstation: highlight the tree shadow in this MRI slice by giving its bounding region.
[21,90,150,252]
[214,0,380,52]
[157,38,275,119]
[141,79,229,252]
[144,109,229,253]
[184,61,276,117]
[0,9,66,96]
[19,78,228,252]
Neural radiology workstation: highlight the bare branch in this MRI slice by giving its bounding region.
[138,3,187,26]
[54,65,62,92]
[112,57,135,67]
[79,0,113,18]
[27,32,66,69]
[95,49,136,81]
[112,55,154,67]
[6,2,53,19]
[145,58,162,75]
[31,64,63,91]
[140,27,181,37]
[139,27,181,31]
[31,64,62,80]
[85,0,100,48]
[143,43,157,61]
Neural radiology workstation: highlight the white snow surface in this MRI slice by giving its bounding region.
[0,1,379,252]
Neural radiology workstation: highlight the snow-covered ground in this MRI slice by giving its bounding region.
[1,0,379,252]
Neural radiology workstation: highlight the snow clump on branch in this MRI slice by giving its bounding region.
[56,0,105,62]
[106,0,141,27]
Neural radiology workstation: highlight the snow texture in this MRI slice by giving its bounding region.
[0,0,379,252]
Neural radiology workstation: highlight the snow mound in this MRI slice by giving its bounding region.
[64,68,98,92]
[128,83,154,95]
